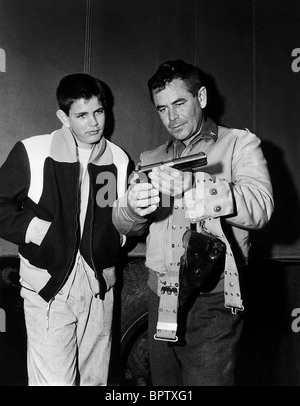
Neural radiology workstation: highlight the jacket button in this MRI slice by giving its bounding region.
[210,188,218,195]
[214,205,222,212]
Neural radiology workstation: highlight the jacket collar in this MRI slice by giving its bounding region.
[166,117,218,153]
[50,125,107,164]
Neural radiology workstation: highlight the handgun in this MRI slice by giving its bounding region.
[133,152,207,184]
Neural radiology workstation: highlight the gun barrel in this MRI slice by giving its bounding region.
[137,152,207,173]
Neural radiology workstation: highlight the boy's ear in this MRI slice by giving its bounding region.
[56,109,70,128]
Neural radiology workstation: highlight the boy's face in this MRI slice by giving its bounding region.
[58,96,105,149]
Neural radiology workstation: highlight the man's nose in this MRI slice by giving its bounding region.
[169,109,179,121]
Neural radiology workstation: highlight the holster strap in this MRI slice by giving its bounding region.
[204,218,244,314]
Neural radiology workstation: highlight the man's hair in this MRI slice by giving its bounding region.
[56,73,107,115]
[147,59,203,103]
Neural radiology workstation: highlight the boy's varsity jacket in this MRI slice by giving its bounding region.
[0,126,129,302]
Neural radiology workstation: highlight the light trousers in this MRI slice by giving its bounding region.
[21,261,114,386]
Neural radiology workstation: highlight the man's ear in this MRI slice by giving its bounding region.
[198,86,207,109]
[56,109,70,128]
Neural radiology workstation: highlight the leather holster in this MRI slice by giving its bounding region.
[179,229,226,308]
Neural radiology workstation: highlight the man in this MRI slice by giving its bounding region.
[0,73,130,385]
[112,60,274,386]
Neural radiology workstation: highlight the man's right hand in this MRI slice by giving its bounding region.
[127,182,160,217]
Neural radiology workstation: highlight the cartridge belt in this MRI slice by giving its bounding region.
[155,197,189,342]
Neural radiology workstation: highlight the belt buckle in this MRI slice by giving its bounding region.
[225,304,245,314]
[154,333,178,342]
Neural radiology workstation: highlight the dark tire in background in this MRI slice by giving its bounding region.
[118,259,152,386]
[0,259,27,386]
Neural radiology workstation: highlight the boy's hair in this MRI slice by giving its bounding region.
[56,73,107,115]
[147,59,203,103]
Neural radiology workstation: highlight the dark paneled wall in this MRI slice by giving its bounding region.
[91,0,255,158]
[1,0,299,259]
[255,0,300,259]
[0,0,300,386]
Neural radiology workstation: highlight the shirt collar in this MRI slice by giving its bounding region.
[166,117,218,153]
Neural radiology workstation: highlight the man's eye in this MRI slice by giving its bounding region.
[95,109,104,114]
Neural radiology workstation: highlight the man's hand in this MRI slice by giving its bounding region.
[127,182,160,217]
[149,165,193,198]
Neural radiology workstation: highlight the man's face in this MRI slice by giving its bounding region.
[152,78,207,141]
[61,96,105,148]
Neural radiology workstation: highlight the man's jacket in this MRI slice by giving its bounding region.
[0,126,129,302]
[112,118,274,305]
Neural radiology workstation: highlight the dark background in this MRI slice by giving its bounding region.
[0,0,300,386]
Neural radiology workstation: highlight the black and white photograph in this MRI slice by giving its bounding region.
[0,0,300,391]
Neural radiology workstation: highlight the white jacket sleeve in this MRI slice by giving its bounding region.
[184,130,274,230]
[112,193,149,236]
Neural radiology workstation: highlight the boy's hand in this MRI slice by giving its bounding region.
[127,182,160,217]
